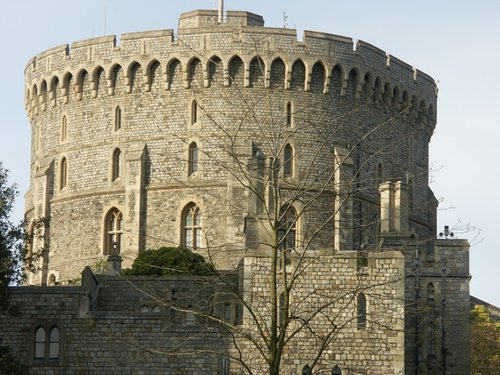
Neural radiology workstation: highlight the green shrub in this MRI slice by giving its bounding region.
[123,247,215,276]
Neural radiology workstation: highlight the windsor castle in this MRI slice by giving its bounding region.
[0,7,470,375]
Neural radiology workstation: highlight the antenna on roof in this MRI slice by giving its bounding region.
[218,0,224,24]
[283,11,288,28]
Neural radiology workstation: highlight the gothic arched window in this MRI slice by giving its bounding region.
[278,206,297,251]
[48,326,60,359]
[332,366,342,375]
[61,116,68,142]
[182,203,202,250]
[105,208,123,255]
[34,325,61,362]
[34,326,46,359]
[191,100,198,125]
[286,101,293,127]
[112,148,122,181]
[283,143,294,178]
[115,106,122,131]
[59,157,68,190]
[188,142,199,176]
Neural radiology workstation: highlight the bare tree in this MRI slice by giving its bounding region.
[107,45,432,374]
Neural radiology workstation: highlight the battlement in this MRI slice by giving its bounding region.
[24,10,437,134]
[178,9,264,29]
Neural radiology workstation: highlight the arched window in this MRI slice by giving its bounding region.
[278,206,297,251]
[283,143,294,178]
[112,148,121,181]
[34,326,46,359]
[48,274,56,286]
[61,116,67,142]
[105,208,123,255]
[182,203,202,250]
[332,365,342,375]
[34,325,61,362]
[286,101,293,127]
[59,157,68,190]
[357,293,367,328]
[48,326,60,359]
[427,283,435,304]
[302,364,312,375]
[115,106,121,131]
[188,142,199,176]
[191,100,198,124]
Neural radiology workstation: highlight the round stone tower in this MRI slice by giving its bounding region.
[24,9,437,285]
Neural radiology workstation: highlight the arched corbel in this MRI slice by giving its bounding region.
[324,67,331,94]
[244,61,250,88]
[203,62,210,88]
[163,64,170,91]
[38,92,46,111]
[305,63,312,92]
[264,62,271,89]
[143,71,150,92]
[285,63,292,90]
[355,77,363,100]
[124,75,131,94]
[340,71,349,96]
[223,66,230,87]
[75,83,83,101]
[107,77,114,96]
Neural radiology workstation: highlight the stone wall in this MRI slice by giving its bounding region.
[1,273,238,374]
[24,8,437,285]
[237,250,406,374]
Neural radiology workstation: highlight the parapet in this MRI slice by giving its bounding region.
[178,9,264,30]
[24,8,438,133]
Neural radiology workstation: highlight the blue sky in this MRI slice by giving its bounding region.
[0,0,498,305]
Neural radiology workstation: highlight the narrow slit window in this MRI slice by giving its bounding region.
[61,116,67,142]
[188,142,199,176]
[60,157,68,190]
[283,144,294,178]
[115,106,122,131]
[112,148,121,181]
[286,101,292,127]
[191,100,198,125]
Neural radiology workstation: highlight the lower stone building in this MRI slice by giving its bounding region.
[0,238,469,374]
